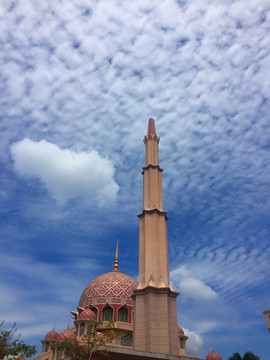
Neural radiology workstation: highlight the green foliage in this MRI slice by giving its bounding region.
[56,321,115,360]
[228,352,260,360]
[228,353,242,360]
[243,352,260,360]
[0,322,37,359]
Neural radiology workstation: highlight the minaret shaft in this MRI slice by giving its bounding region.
[138,127,168,288]
[144,137,159,167]
[143,167,163,211]
[133,118,179,356]
[138,211,169,287]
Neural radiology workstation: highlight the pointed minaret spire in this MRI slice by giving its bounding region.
[133,118,179,356]
[147,117,156,136]
[144,118,159,167]
[114,240,119,271]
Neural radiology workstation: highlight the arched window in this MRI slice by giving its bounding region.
[180,339,185,349]
[44,342,50,352]
[102,305,113,321]
[87,324,92,335]
[90,306,98,318]
[118,307,128,322]
[80,322,85,336]
[121,333,133,347]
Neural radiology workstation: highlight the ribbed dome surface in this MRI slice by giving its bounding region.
[45,329,58,341]
[206,350,223,360]
[57,329,76,342]
[79,271,138,307]
[178,326,184,335]
[79,308,96,321]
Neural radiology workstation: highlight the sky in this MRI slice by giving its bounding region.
[0,0,270,359]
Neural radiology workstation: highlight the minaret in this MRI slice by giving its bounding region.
[132,118,179,355]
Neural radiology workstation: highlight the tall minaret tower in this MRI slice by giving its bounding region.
[133,118,179,355]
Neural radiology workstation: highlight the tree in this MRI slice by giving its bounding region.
[0,322,37,359]
[56,321,115,360]
[228,352,260,360]
[242,353,260,360]
[228,354,242,360]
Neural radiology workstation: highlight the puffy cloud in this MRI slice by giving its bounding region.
[10,138,119,204]
[171,266,218,302]
[183,327,203,355]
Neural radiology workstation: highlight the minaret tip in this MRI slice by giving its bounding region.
[67,319,70,329]
[147,118,156,136]
[114,240,119,271]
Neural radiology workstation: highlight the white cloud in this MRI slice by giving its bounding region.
[170,266,218,302]
[183,327,203,355]
[10,139,119,204]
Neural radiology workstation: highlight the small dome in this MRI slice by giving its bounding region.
[79,308,96,321]
[79,271,138,307]
[178,326,184,336]
[206,349,223,360]
[16,356,25,360]
[57,329,76,342]
[45,329,58,341]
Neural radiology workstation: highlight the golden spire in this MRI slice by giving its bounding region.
[67,319,70,329]
[114,240,119,271]
[212,344,214,351]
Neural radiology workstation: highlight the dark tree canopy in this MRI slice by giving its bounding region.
[228,352,260,360]
[0,322,37,359]
[229,353,242,360]
[243,352,260,360]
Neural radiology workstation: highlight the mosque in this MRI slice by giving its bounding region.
[33,119,223,360]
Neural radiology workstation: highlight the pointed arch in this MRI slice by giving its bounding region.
[121,333,133,347]
[89,305,98,319]
[102,304,113,321]
[118,305,128,322]
[80,322,85,336]
[180,338,185,349]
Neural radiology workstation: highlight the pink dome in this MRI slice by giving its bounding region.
[79,309,96,321]
[57,329,76,342]
[206,350,223,360]
[79,271,138,307]
[45,329,58,341]
[16,357,25,360]
[178,326,184,336]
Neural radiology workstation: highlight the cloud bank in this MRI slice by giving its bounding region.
[171,265,218,302]
[1,0,270,358]
[10,139,119,204]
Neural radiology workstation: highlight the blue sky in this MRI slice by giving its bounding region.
[0,0,270,359]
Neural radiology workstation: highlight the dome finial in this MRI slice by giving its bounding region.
[67,319,70,329]
[53,324,55,331]
[212,344,214,351]
[114,240,119,271]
